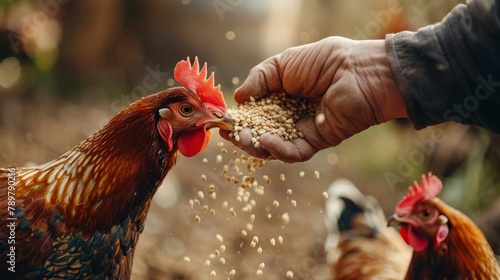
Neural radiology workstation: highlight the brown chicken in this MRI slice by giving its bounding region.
[0,57,233,279]
[388,172,500,279]
[325,173,500,279]
[324,178,412,280]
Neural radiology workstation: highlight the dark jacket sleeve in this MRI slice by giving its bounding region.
[386,0,500,133]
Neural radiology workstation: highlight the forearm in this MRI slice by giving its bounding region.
[386,0,500,132]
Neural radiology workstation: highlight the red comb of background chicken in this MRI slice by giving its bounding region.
[396,172,443,216]
[174,56,226,111]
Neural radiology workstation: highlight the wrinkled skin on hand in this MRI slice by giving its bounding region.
[221,36,407,163]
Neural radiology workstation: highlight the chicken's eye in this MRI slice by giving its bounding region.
[420,209,433,220]
[179,104,195,117]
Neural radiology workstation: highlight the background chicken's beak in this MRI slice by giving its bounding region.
[205,114,234,131]
[387,214,406,227]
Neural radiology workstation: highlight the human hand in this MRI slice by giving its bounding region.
[220,36,407,163]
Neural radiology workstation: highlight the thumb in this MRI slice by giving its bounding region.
[234,56,283,103]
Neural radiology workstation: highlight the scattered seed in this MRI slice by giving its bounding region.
[246,223,254,231]
[279,174,286,181]
[252,236,259,243]
[291,200,297,207]
[229,269,236,276]
[256,270,263,275]
[286,270,294,278]
[219,257,226,264]
[183,256,191,262]
[257,247,263,254]
[281,212,290,223]
[273,200,280,207]
[286,189,293,196]
[278,235,283,244]
[202,158,208,163]
[250,214,255,223]
[211,270,216,277]
[259,263,265,270]
[314,170,320,179]
[216,234,224,243]
[299,171,305,178]
[208,184,215,194]
[197,191,205,199]
[270,238,276,246]
[201,174,207,181]
[195,215,201,223]
[204,260,211,267]
[323,191,329,199]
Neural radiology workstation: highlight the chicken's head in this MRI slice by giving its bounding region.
[387,173,450,252]
[155,57,233,157]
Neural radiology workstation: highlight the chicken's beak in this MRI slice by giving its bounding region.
[204,114,234,131]
[387,214,407,228]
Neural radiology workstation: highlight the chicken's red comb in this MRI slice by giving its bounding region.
[395,172,443,216]
[174,56,226,111]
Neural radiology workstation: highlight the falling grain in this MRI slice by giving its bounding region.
[278,235,283,244]
[281,212,290,224]
[216,234,224,243]
[279,173,286,181]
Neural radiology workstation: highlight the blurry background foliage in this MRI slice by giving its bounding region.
[1,0,499,279]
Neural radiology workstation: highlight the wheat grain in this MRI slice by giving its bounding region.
[227,91,316,148]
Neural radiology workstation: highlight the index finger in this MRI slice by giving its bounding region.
[234,56,284,103]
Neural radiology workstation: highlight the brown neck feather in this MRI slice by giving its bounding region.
[17,91,181,234]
